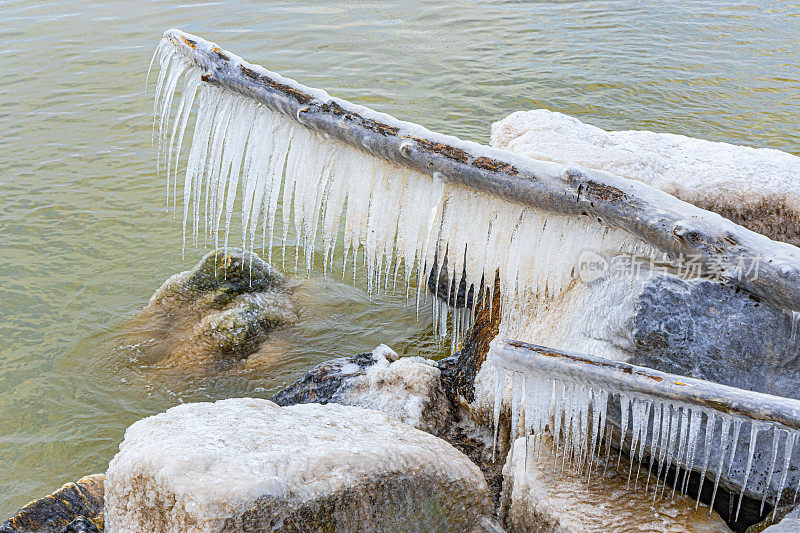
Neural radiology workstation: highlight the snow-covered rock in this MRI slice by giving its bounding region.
[500,437,731,533]
[104,398,490,532]
[273,344,452,435]
[492,110,800,245]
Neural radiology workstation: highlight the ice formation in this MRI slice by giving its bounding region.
[151,36,659,345]
[501,436,732,532]
[488,342,800,520]
[150,33,800,516]
[104,398,490,531]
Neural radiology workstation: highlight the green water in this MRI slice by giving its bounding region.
[1,0,798,516]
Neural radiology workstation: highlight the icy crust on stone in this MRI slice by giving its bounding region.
[331,345,452,435]
[104,399,490,532]
[492,110,800,245]
[501,437,732,533]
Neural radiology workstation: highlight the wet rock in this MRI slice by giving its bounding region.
[273,344,453,436]
[134,249,296,372]
[104,398,491,532]
[0,474,104,533]
[631,274,800,400]
[63,516,101,533]
[500,437,731,533]
[760,505,800,532]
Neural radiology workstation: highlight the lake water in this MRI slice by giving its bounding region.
[1,0,798,516]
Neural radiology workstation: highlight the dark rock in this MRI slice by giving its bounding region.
[427,252,475,309]
[272,344,453,436]
[63,516,100,533]
[0,474,104,533]
[271,351,378,406]
[632,275,800,399]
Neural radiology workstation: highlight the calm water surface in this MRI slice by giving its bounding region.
[1,0,799,515]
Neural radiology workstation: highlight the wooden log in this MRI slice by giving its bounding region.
[493,339,800,430]
[161,28,800,313]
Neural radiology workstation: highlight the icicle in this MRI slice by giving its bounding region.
[696,411,717,508]
[761,426,780,514]
[775,431,794,519]
[681,409,703,495]
[510,372,523,460]
[672,406,691,498]
[618,394,630,468]
[709,416,732,513]
[645,401,663,493]
[492,366,504,461]
[735,422,762,521]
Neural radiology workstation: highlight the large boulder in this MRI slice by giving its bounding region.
[104,398,491,532]
[491,109,800,246]
[132,249,296,373]
[500,437,731,533]
[272,344,453,436]
[0,474,104,533]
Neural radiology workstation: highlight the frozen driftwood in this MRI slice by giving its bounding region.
[159,28,800,314]
[489,340,800,513]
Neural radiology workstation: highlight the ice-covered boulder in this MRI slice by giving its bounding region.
[104,398,491,532]
[272,344,453,436]
[0,474,104,533]
[131,249,296,373]
[492,109,800,246]
[500,437,731,533]
[462,263,800,508]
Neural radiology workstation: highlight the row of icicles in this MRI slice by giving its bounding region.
[492,368,800,521]
[150,36,662,348]
[151,37,799,522]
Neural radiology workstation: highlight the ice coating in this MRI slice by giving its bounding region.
[104,399,491,532]
[488,340,800,510]
[492,109,800,246]
[150,31,800,514]
[501,436,732,532]
[330,345,452,435]
[151,36,658,344]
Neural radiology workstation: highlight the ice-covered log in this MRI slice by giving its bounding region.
[489,339,800,517]
[155,28,800,315]
[104,399,491,532]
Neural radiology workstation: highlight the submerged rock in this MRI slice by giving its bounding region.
[500,437,731,533]
[272,344,453,436]
[133,249,296,373]
[0,474,104,533]
[104,398,491,532]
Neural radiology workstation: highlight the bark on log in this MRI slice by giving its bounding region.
[162,28,800,313]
